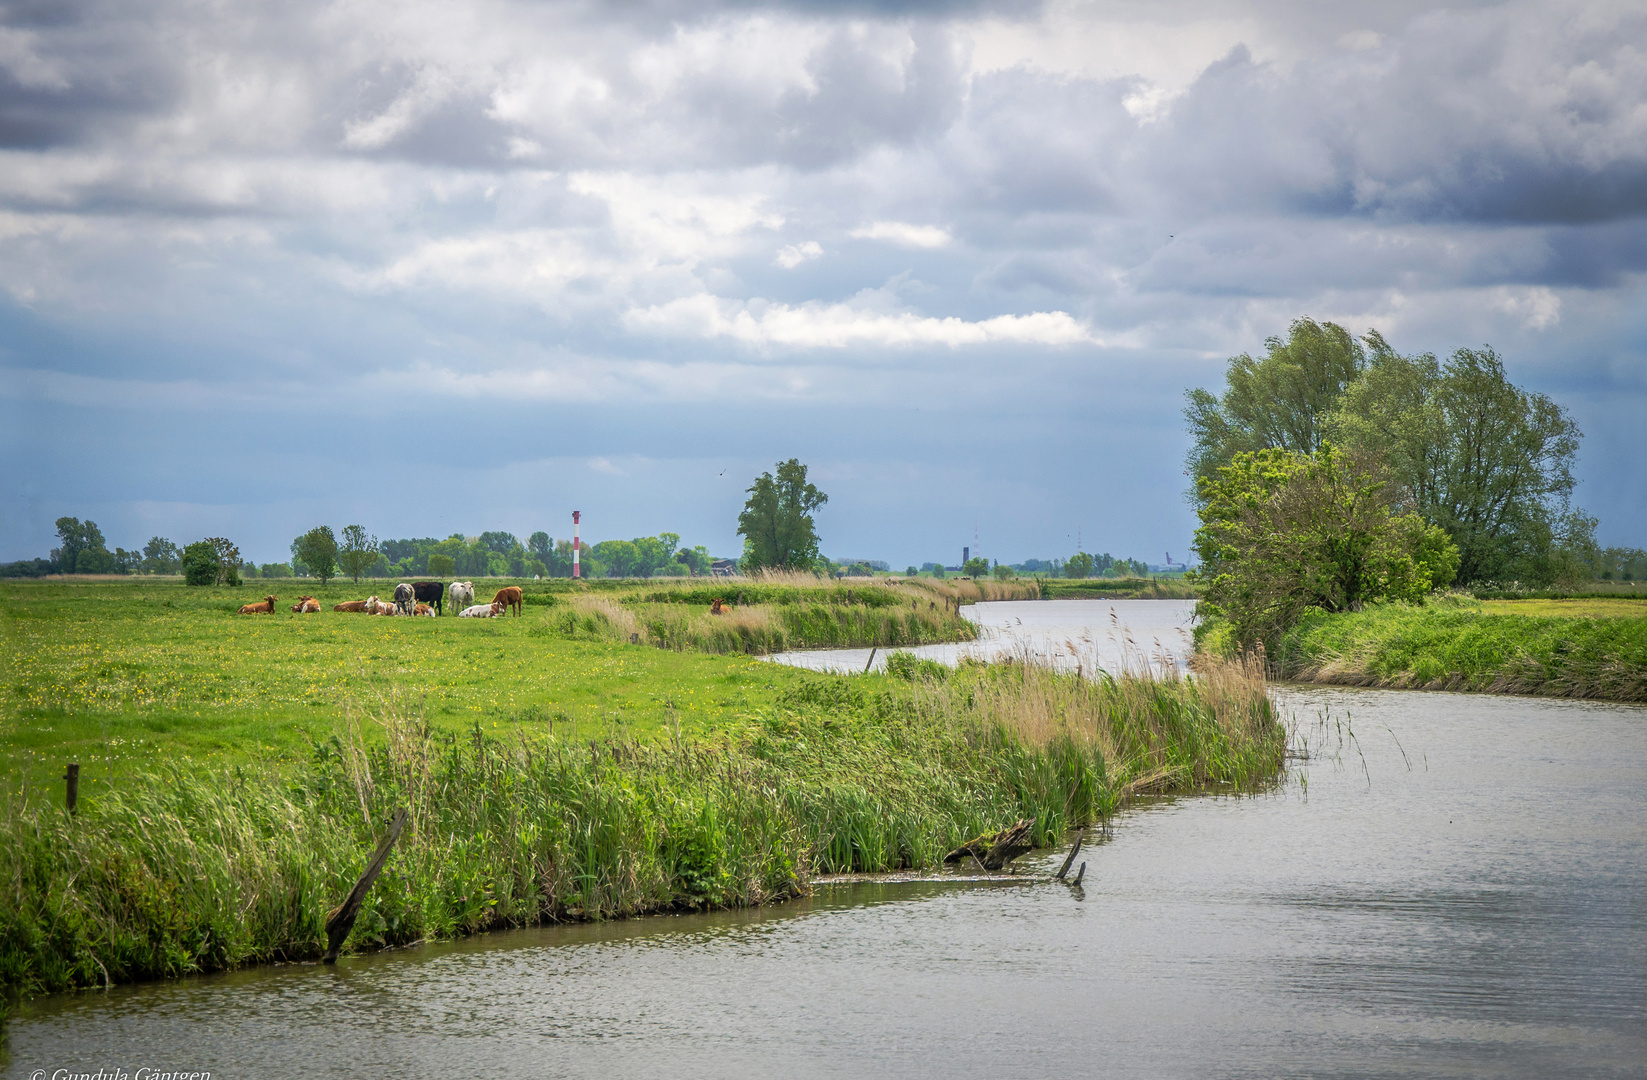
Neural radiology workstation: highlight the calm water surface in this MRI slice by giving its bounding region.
[6,602,1643,1079]
[767,597,1198,674]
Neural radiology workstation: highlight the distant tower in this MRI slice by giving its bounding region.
[572,511,581,578]
[963,546,969,566]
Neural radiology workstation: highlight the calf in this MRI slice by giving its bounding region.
[413,602,435,617]
[449,581,475,611]
[364,596,398,615]
[393,582,415,616]
[492,585,524,617]
[291,596,320,614]
[238,595,277,614]
[710,598,732,615]
[412,581,445,615]
[458,602,503,618]
[333,600,369,613]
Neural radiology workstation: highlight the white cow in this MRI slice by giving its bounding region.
[458,602,503,618]
[449,581,475,611]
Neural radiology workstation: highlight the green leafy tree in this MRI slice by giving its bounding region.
[181,538,242,587]
[737,458,828,572]
[676,545,713,576]
[991,562,1014,581]
[142,536,181,574]
[337,525,379,584]
[1194,446,1458,649]
[906,565,920,577]
[427,553,455,578]
[592,539,640,577]
[963,557,989,579]
[293,527,339,585]
[528,532,552,564]
[51,517,111,574]
[1329,345,1586,585]
[1184,318,1368,500]
[1065,552,1094,579]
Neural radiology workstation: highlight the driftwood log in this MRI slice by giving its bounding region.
[943,818,1035,871]
[323,807,409,964]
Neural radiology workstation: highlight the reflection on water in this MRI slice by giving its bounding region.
[6,605,1645,1079]
[767,597,1199,675]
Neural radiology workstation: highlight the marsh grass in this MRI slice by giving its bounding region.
[0,656,1280,1003]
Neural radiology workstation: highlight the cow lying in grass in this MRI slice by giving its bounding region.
[364,597,397,616]
[458,602,504,618]
[710,598,732,614]
[492,585,523,616]
[413,602,435,617]
[333,600,369,613]
[291,596,320,614]
[238,596,277,614]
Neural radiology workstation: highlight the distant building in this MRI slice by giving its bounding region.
[710,559,739,576]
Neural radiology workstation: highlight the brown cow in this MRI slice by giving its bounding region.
[492,585,523,617]
[291,596,320,614]
[413,602,435,617]
[710,598,732,615]
[333,600,369,613]
[238,595,277,614]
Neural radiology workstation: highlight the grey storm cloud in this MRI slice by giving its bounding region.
[2,0,1644,561]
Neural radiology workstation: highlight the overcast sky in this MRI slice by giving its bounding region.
[2,0,1644,566]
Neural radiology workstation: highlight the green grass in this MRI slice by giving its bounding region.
[0,578,826,792]
[1265,596,1647,701]
[1039,577,1201,600]
[0,578,1284,1004]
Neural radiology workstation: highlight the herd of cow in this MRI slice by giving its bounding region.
[236,581,524,618]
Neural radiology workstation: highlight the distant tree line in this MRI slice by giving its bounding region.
[245,528,723,582]
[0,518,189,578]
[1,518,728,582]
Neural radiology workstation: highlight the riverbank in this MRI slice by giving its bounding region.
[1258,596,1647,701]
[0,652,1281,1004]
[1039,577,1199,600]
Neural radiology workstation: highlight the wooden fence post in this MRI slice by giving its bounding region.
[323,807,410,964]
[64,762,78,815]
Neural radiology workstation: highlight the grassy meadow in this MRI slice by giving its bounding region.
[1263,594,1647,701]
[0,573,1284,1004]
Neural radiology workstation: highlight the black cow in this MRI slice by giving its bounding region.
[412,580,445,615]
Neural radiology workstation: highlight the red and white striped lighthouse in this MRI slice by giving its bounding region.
[572,510,581,578]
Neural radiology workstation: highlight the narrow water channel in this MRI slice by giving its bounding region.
[6,604,1643,1079]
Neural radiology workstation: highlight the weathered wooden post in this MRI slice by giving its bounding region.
[323,807,409,964]
[1056,834,1083,881]
[863,646,878,674]
[63,762,78,815]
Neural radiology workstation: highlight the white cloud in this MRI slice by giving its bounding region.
[625,293,1096,348]
[850,221,952,249]
[1492,286,1563,331]
[775,240,823,268]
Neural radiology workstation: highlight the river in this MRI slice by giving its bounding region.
[5,601,1644,1079]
